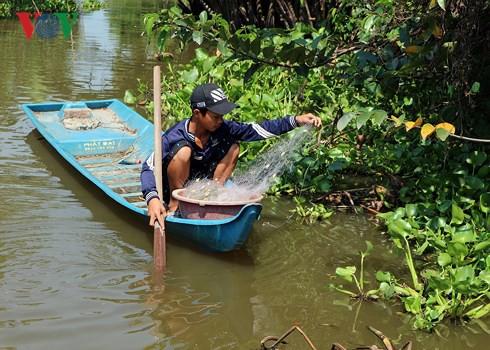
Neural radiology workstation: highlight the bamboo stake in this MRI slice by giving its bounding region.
[153,66,166,272]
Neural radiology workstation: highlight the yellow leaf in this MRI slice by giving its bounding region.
[405,121,415,131]
[405,46,422,54]
[429,0,438,9]
[432,24,443,39]
[405,117,423,131]
[435,122,456,134]
[390,115,402,127]
[421,123,436,140]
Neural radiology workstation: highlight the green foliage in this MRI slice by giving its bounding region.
[81,0,105,11]
[139,1,490,330]
[291,197,333,223]
[0,1,13,18]
[378,148,490,330]
[0,0,103,18]
[332,241,380,300]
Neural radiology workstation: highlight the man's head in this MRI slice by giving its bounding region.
[190,83,237,116]
[190,83,237,132]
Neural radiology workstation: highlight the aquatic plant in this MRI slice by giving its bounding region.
[136,0,490,330]
[332,241,380,300]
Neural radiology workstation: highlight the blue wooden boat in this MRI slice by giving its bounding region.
[21,99,262,252]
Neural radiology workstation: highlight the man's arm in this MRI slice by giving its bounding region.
[226,113,321,141]
[141,152,167,226]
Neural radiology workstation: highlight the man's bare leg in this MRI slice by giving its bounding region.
[213,144,240,185]
[167,146,192,211]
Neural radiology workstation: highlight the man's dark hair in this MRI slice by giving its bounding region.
[193,107,207,115]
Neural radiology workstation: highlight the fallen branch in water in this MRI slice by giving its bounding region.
[260,325,413,350]
[260,325,318,350]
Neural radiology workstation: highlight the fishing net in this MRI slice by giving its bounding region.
[183,126,313,201]
[61,108,136,134]
[62,108,100,130]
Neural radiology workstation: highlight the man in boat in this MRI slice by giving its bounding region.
[141,83,322,226]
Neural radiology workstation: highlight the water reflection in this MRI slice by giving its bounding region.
[71,10,117,91]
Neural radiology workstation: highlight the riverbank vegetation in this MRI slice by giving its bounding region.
[0,0,105,18]
[135,0,490,331]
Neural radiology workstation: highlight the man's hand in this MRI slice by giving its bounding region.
[147,197,167,227]
[295,113,322,128]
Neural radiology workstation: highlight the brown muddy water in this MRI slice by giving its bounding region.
[0,1,488,349]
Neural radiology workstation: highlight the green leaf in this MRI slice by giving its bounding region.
[465,303,490,319]
[403,295,422,314]
[192,30,203,45]
[471,82,480,93]
[364,15,376,32]
[468,151,487,166]
[123,90,136,104]
[392,238,403,249]
[474,241,490,252]
[319,179,332,192]
[169,6,182,16]
[452,229,476,243]
[465,176,485,191]
[438,200,452,212]
[217,39,230,56]
[479,270,490,285]
[480,193,490,214]
[356,111,370,129]
[337,112,355,131]
[477,165,490,178]
[405,204,418,217]
[453,265,474,288]
[436,127,450,141]
[336,266,356,282]
[447,241,468,259]
[416,240,430,255]
[199,10,208,23]
[379,282,395,299]
[437,0,446,11]
[388,218,412,238]
[144,14,158,35]
[371,110,388,125]
[427,275,451,291]
[376,271,392,283]
[451,203,465,225]
[181,67,199,83]
[437,252,451,267]
[195,48,209,61]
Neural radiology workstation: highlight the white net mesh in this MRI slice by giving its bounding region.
[183,126,313,201]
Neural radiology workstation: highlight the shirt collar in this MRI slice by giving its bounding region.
[184,119,195,142]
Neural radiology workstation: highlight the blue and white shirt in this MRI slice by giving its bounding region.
[141,115,298,204]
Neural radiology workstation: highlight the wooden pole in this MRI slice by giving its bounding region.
[153,65,166,271]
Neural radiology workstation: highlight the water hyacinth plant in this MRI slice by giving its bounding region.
[135,1,490,331]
